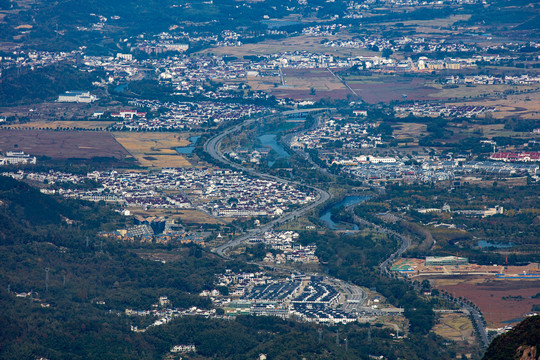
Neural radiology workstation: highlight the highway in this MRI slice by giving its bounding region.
[204,113,489,348]
[204,115,331,257]
[347,209,489,347]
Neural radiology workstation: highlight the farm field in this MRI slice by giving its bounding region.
[347,77,439,103]
[112,132,192,168]
[344,75,540,104]
[203,34,378,58]
[129,208,226,225]
[432,313,475,345]
[393,122,428,142]
[393,259,540,327]
[0,129,131,160]
[447,90,540,120]
[2,120,114,130]
[430,276,540,328]
[268,68,351,100]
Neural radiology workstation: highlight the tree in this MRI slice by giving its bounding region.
[382,48,393,59]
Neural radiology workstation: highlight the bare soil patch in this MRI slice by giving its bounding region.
[431,276,540,327]
[0,129,131,160]
[112,132,192,168]
[349,77,439,103]
[433,313,475,345]
[3,120,114,130]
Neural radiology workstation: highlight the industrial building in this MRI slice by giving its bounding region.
[425,256,469,266]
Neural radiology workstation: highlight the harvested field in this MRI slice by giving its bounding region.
[127,208,226,225]
[268,67,351,100]
[271,88,351,101]
[203,34,378,58]
[429,276,540,328]
[447,91,540,120]
[393,122,428,140]
[112,132,192,168]
[3,121,115,130]
[176,209,227,225]
[433,313,475,344]
[348,77,439,103]
[0,129,131,160]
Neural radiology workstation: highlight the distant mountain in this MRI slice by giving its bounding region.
[482,315,540,360]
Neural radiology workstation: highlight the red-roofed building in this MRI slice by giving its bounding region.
[490,152,540,162]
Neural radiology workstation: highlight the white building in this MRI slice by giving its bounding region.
[57,91,97,103]
[0,151,37,165]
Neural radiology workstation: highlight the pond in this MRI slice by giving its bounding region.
[176,136,200,154]
[114,83,128,93]
[477,240,514,249]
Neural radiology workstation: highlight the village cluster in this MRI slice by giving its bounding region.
[393,103,495,118]
[284,114,540,183]
[248,231,319,264]
[2,167,314,219]
[211,271,370,324]
[106,99,267,131]
[290,117,382,150]
[111,264,387,331]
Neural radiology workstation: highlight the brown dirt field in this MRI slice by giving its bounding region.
[447,91,540,120]
[112,132,192,168]
[203,34,378,58]
[128,208,226,225]
[283,68,345,89]
[177,210,226,225]
[0,129,131,159]
[265,67,352,100]
[431,276,540,328]
[393,122,428,139]
[3,121,115,130]
[348,78,439,104]
[433,313,475,344]
[271,88,351,101]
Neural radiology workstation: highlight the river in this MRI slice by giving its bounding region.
[319,195,369,230]
[258,134,289,167]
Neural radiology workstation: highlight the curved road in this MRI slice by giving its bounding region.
[347,207,489,347]
[204,115,331,257]
[204,113,489,348]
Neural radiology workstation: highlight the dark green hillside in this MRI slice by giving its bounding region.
[0,175,125,244]
[0,176,463,359]
[482,315,540,360]
[0,63,102,106]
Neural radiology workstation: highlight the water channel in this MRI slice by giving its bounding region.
[477,240,514,249]
[176,136,200,154]
[319,195,369,230]
[258,134,290,167]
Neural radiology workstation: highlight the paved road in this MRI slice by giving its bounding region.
[347,209,489,347]
[204,115,331,257]
[204,113,489,348]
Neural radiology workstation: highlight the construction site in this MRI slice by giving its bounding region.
[391,257,540,278]
[392,257,540,328]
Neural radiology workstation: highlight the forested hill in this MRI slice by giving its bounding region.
[0,63,102,106]
[0,175,123,245]
[0,177,462,359]
[482,315,540,360]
